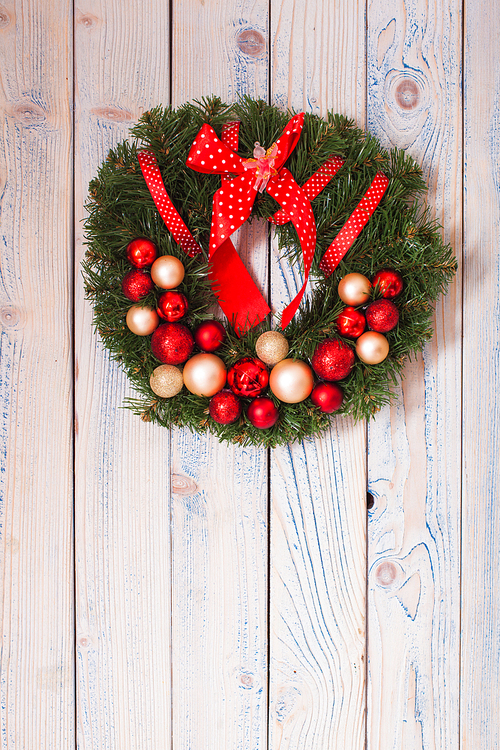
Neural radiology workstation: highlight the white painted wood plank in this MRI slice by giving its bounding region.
[0,1,74,747]
[269,3,368,748]
[462,2,500,746]
[74,1,173,747]
[170,1,270,748]
[366,1,462,747]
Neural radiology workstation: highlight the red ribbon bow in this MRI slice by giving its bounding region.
[187,113,316,333]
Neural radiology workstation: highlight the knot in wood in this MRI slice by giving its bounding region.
[236,29,266,56]
[395,78,420,110]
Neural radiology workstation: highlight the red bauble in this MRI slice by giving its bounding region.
[336,306,366,339]
[194,320,226,352]
[227,357,269,398]
[247,397,279,429]
[372,269,403,299]
[366,299,399,332]
[311,339,355,381]
[151,323,194,364]
[209,390,242,425]
[157,291,188,322]
[126,237,158,268]
[310,382,344,413]
[121,269,154,301]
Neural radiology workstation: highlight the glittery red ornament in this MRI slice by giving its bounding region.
[126,237,158,268]
[372,269,403,299]
[157,291,188,322]
[121,269,154,301]
[366,299,399,332]
[310,382,344,413]
[336,306,366,339]
[209,390,242,425]
[194,320,226,352]
[247,397,279,429]
[227,357,269,398]
[151,323,194,364]
[311,339,355,381]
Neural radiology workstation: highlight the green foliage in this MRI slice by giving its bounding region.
[83,97,457,448]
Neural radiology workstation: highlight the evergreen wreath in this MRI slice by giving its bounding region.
[83,97,456,448]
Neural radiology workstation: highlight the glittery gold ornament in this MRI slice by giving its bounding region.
[255,331,289,366]
[150,364,184,398]
[355,331,389,364]
[269,359,314,403]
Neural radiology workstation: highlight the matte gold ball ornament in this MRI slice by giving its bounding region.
[338,273,372,306]
[355,331,390,364]
[255,331,289,366]
[182,353,227,396]
[150,364,184,398]
[126,305,159,335]
[151,255,185,289]
[269,359,314,403]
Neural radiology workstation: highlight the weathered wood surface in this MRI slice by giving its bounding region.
[1,0,499,748]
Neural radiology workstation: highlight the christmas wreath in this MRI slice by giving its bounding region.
[83,97,456,447]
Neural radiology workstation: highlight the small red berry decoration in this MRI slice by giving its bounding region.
[247,397,279,429]
[310,382,344,413]
[209,390,242,425]
[121,269,154,301]
[151,322,194,364]
[372,269,403,299]
[311,339,355,381]
[336,306,366,339]
[194,320,226,352]
[126,237,158,267]
[366,299,399,333]
[157,290,188,322]
[227,357,269,398]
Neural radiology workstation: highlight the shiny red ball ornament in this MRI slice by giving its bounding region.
[194,320,226,352]
[121,269,154,301]
[310,382,344,413]
[336,306,366,339]
[151,322,194,364]
[209,390,242,425]
[366,299,399,333]
[227,357,269,398]
[247,397,279,429]
[126,237,158,268]
[372,269,403,299]
[311,339,355,381]
[157,290,188,322]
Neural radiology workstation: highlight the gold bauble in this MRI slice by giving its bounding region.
[126,305,159,336]
[151,255,185,289]
[356,332,389,364]
[182,353,227,397]
[150,364,184,398]
[255,331,289,366]
[338,273,371,306]
[269,359,314,403]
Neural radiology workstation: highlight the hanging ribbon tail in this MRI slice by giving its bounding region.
[137,150,202,256]
[320,172,389,276]
[266,168,317,330]
[209,238,270,334]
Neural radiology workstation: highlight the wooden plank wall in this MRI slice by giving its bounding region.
[1,0,500,748]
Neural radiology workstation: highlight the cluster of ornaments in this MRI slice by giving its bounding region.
[122,237,403,431]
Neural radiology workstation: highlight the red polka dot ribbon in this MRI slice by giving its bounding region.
[319,171,389,276]
[137,150,202,257]
[187,113,316,332]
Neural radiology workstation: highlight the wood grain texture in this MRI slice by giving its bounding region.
[74,1,172,747]
[462,2,500,746]
[170,1,270,748]
[269,3,368,748]
[366,1,462,747]
[0,1,74,747]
